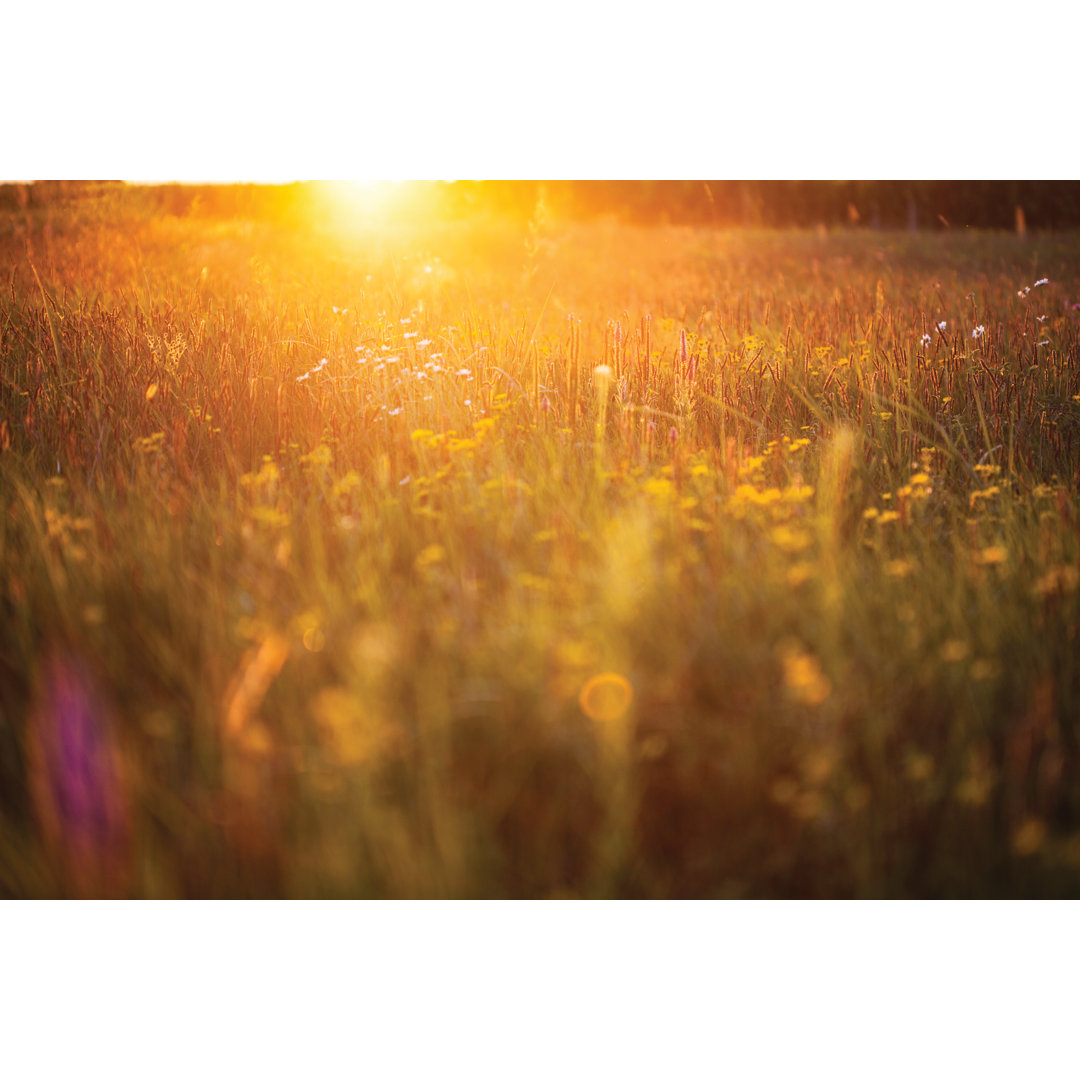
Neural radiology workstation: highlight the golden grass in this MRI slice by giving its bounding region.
[2,188,1079,897]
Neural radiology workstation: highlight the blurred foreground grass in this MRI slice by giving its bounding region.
[2,189,1080,896]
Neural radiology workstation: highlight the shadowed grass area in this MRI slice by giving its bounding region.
[2,186,1080,897]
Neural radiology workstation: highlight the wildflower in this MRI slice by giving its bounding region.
[972,325,985,339]
[920,333,932,347]
[976,545,1007,565]
[937,321,947,331]
[904,750,935,782]
[456,368,472,377]
[940,639,970,663]
[29,649,132,895]
[415,544,445,569]
[779,642,832,706]
[1034,278,1049,287]
[1012,818,1046,856]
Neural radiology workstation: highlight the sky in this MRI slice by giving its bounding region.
[5,3,1078,182]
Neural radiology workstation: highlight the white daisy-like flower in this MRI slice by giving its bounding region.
[457,368,473,377]
[404,332,418,339]
[920,333,932,347]
[389,407,402,416]
[1034,278,1049,287]
[417,339,432,348]
[937,321,947,331]
[972,325,985,339]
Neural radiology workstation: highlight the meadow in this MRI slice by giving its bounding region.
[2,185,1080,898]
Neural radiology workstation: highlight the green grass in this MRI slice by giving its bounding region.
[2,187,1080,897]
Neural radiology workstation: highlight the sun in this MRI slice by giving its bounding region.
[314,180,411,227]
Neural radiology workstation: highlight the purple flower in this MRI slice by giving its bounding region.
[29,650,130,895]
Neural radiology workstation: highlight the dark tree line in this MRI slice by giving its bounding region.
[444,180,1080,230]
[5,179,1080,230]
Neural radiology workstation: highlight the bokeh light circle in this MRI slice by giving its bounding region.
[578,672,634,722]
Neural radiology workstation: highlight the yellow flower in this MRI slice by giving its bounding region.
[940,639,970,663]
[415,544,446,569]
[779,642,832,706]
[1012,818,1046,857]
[300,443,332,468]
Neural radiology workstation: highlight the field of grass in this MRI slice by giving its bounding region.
[2,187,1080,897]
